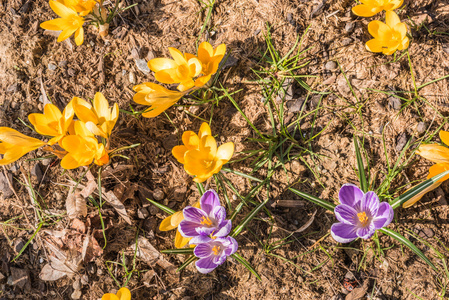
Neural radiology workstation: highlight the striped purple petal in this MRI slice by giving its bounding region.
[201,190,220,215]
[339,183,364,207]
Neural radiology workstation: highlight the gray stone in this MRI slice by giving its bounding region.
[153,189,165,201]
[395,132,408,152]
[48,63,57,71]
[345,22,355,33]
[286,98,305,113]
[39,95,44,103]
[58,60,68,68]
[71,289,82,300]
[137,207,149,219]
[417,122,427,134]
[42,158,52,166]
[9,268,30,291]
[135,59,150,74]
[342,37,353,46]
[13,239,25,253]
[325,61,337,71]
[31,163,44,183]
[388,96,401,110]
[0,172,14,198]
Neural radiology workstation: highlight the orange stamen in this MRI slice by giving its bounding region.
[357,212,369,226]
[200,216,213,226]
[212,245,220,255]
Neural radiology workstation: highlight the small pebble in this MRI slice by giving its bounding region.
[417,122,427,134]
[345,22,355,33]
[137,207,149,219]
[38,95,44,103]
[388,96,401,110]
[48,63,57,71]
[135,59,150,74]
[121,69,127,76]
[395,132,408,152]
[341,37,353,46]
[58,61,68,68]
[325,61,338,71]
[153,189,165,201]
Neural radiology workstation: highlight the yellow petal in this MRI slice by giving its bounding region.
[172,145,189,164]
[74,26,84,45]
[417,144,449,164]
[57,26,77,42]
[198,122,211,139]
[154,69,178,84]
[386,11,401,28]
[393,23,407,39]
[40,18,65,31]
[368,20,389,39]
[352,4,382,17]
[390,0,404,10]
[74,121,94,137]
[101,294,120,300]
[216,142,234,161]
[0,127,46,148]
[365,39,383,53]
[160,215,176,231]
[188,58,203,78]
[177,79,195,92]
[170,211,184,227]
[439,131,449,147]
[402,181,442,208]
[44,103,63,122]
[200,135,217,157]
[193,201,201,208]
[168,47,187,66]
[174,230,191,248]
[398,36,409,51]
[60,153,84,169]
[214,44,226,56]
[428,163,449,182]
[194,75,211,88]
[85,122,106,138]
[198,42,214,62]
[74,103,98,124]
[148,58,177,72]
[50,0,76,18]
[116,287,131,300]
[182,131,200,149]
[93,92,109,119]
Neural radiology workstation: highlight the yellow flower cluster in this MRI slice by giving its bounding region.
[40,0,95,45]
[352,0,409,55]
[102,287,131,300]
[0,92,118,170]
[133,42,226,118]
[172,123,234,183]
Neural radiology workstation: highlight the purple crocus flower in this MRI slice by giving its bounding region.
[178,190,232,244]
[193,236,238,274]
[331,184,394,243]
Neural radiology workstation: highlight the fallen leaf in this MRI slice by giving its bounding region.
[128,237,176,274]
[103,190,132,225]
[345,279,369,300]
[66,187,87,219]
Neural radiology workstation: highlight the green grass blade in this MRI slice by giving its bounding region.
[177,255,197,272]
[196,182,205,196]
[231,198,269,237]
[221,168,263,182]
[146,198,175,215]
[354,136,368,192]
[161,248,194,254]
[288,187,336,211]
[389,170,449,209]
[231,253,261,281]
[379,228,436,271]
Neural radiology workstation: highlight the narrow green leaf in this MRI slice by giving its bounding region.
[231,198,269,237]
[161,248,194,255]
[231,253,261,281]
[288,187,336,211]
[221,167,263,182]
[379,228,436,271]
[146,198,175,215]
[354,136,368,193]
[196,182,205,196]
[390,170,449,209]
[177,255,197,272]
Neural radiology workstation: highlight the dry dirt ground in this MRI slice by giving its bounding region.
[1,0,449,299]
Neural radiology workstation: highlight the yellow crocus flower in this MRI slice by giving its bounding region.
[172,122,212,164]
[159,202,201,248]
[366,11,409,55]
[148,47,202,92]
[72,92,119,139]
[133,82,185,118]
[173,123,234,183]
[28,102,74,146]
[194,42,226,87]
[352,0,403,17]
[403,130,449,208]
[40,1,85,46]
[56,0,96,16]
[102,287,131,300]
[0,128,46,165]
[60,121,109,169]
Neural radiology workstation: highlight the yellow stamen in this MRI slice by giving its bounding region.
[210,231,217,239]
[200,216,213,226]
[212,245,220,255]
[357,212,369,226]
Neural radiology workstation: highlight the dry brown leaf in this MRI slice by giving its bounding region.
[103,190,132,225]
[80,178,98,198]
[345,279,369,300]
[128,237,177,274]
[101,164,134,179]
[66,187,87,219]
